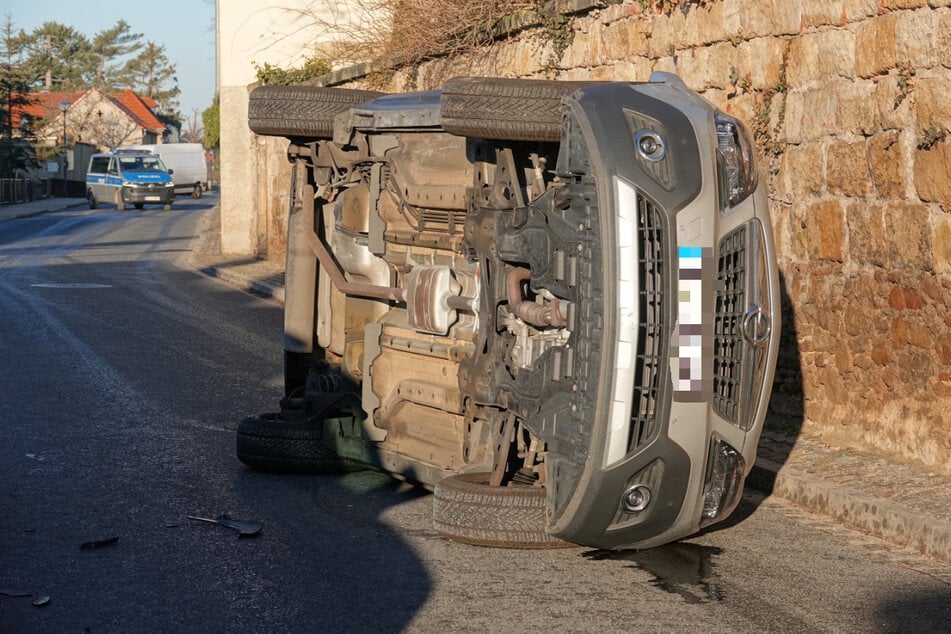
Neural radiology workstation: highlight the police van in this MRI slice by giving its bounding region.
[85,149,176,211]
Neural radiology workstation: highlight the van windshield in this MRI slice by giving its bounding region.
[119,155,166,172]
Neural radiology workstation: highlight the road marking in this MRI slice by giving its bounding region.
[30,283,113,289]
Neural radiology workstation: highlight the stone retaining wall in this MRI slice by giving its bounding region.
[268,0,951,474]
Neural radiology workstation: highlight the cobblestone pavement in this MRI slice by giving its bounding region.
[7,198,950,566]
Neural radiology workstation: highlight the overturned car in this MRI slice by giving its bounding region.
[239,73,781,550]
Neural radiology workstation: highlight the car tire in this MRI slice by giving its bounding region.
[236,412,365,474]
[134,203,144,209]
[87,190,98,209]
[440,76,597,142]
[192,184,203,199]
[248,85,385,139]
[432,472,575,549]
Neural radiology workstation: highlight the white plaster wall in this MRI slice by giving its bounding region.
[217,0,349,254]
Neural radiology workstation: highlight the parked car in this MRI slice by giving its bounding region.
[240,73,781,550]
[124,143,209,198]
[85,149,175,211]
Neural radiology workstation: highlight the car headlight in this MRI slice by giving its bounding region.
[715,112,757,209]
[699,437,745,527]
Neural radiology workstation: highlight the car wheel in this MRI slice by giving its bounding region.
[236,412,365,474]
[115,192,125,211]
[192,184,203,199]
[87,190,98,209]
[134,203,144,209]
[432,472,575,549]
[248,84,385,139]
[440,76,597,141]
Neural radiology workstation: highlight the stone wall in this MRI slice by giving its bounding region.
[262,0,951,474]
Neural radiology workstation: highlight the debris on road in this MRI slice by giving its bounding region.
[187,514,262,537]
[1,589,51,608]
[79,535,119,550]
[0,589,31,598]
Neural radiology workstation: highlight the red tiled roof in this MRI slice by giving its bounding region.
[109,88,165,132]
[10,91,84,128]
[10,89,165,133]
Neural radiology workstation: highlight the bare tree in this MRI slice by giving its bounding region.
[181,108,204,144]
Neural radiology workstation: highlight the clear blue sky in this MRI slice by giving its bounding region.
[6,0,217,119]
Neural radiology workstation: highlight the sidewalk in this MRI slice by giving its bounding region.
[6,198,951,565]
[0,196,86,221]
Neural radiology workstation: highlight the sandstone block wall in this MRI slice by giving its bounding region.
[265,0,950,474]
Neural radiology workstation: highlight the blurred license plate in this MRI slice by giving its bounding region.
[145,196,160,201]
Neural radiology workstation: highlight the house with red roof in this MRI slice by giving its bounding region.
[13,88,168,151]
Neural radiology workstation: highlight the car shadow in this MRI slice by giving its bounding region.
[232,467,433,632]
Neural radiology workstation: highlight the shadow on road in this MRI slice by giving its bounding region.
[0,235,433,631]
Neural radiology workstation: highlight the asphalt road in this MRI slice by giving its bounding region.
[1,198,949,633]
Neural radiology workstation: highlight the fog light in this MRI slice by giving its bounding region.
[622,484,652,513]
[700,438,745,527]
[635,130,666,161]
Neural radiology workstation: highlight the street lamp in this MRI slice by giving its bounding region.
[58,100,71,197]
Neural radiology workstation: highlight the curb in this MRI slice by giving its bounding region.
[748,459,951,564]
[189,262,286,304]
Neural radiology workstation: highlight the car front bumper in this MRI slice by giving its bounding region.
[547,79,781,550]
[121,184,175,205]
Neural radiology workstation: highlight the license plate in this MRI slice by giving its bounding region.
[145,196,160,201]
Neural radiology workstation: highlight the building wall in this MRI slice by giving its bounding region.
[216,0,356,255]
[241,0,951,474]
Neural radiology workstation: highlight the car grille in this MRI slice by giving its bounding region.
[713,225,747,423]
[628,194,668,453]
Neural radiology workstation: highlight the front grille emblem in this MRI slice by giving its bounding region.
[742,305,771,345]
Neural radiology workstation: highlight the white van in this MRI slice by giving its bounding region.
[123,143,208,198]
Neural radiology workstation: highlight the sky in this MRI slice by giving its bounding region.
[5,0,217,119]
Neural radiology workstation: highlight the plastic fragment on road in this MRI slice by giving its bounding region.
[187,514,263,537]
[0,590,51,608]
[80,536,119,550]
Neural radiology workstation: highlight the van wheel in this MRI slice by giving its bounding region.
[248,84,385,139]
[87,190,98,209]
[192,185,203,199]
[433,472,575,549]
[115,192,125,211]
[440,76,597,142]
[134,203,144,209]
[236,412,365,474]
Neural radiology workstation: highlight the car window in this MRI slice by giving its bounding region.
[89,156,110,173]
[118,156,166,172]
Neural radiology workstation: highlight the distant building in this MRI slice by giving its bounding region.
[12,88,167,152]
